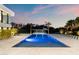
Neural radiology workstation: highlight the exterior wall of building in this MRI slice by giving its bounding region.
[0,5,15,39]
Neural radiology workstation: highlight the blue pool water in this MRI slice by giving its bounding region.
[13,33,69,47]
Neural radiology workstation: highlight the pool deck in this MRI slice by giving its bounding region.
[0,34,79,55]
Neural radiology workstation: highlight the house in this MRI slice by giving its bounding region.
[0,5,15,39]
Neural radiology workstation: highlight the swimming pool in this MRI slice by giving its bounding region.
[13,33,69,47]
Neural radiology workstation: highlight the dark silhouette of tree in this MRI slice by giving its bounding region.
[45,21,51,34]
[65,20,75,31]
[18,23,56,34]
[11,22,16,28]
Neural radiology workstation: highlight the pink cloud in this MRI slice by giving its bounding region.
[59,5,79,16]
[31,4,54,14]
[13,12,49,25]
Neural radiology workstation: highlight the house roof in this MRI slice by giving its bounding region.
[0,5,15,16]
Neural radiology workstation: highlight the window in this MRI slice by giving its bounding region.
[3,12,7,24]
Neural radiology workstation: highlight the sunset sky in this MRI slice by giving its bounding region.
[4,4,79,28]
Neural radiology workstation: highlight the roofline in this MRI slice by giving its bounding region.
[0,4,15,16]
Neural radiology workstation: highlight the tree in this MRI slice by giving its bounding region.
[45,21,51,34]
[75,17,79,27]
[11,22,16,28]
[65,20,75,31]
[29,23,32,34]
[75,17,79,22]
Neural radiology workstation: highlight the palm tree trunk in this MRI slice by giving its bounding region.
[48,25,49,34]
[30,25,32,34]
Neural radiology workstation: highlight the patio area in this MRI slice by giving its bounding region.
[0,34,79,55]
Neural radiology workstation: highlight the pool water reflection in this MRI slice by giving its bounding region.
[13,33,69,47]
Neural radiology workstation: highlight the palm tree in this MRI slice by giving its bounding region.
[75,17,79,22]
[45,21,51,34]
[74,17,79,35]
[64,17,79,35]
[30,23,32,34]
[65,20,75,31]
[64,20,75,34]
[75,17,79,27]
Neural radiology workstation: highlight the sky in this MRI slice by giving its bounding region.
[4,4,79,28]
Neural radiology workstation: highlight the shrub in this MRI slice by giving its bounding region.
[0,29,11,39]
[11,28,18,36]
[0,28,18,40]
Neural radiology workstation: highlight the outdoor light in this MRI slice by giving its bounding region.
[26,38,37,42]
[0,27,1,32]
